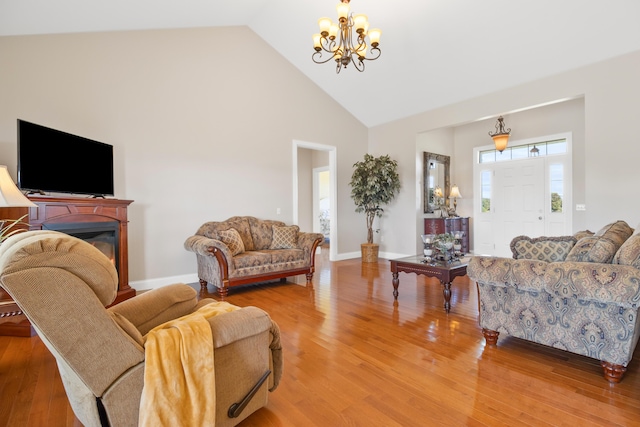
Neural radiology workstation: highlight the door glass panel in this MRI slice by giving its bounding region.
[481,170,491,213]
[511,145,528,159]
[547,140,567,154]
[479,151,495,163]
[550,164,563,213]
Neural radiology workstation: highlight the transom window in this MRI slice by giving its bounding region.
[479,138,567,163]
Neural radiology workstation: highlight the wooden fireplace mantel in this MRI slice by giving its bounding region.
[0,196,135,336]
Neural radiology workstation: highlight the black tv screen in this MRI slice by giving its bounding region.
[17,120,114,197]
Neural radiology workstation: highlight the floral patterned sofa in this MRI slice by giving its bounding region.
[467,220,640,383]
[185,216,323,299]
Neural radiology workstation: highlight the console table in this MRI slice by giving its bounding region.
[424,217,470,254]
[0,196,135,336]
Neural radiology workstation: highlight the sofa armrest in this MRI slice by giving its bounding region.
[545,262,640,307]
[510,235,577,262]
[108,283,198,335]
[184,235,234,261]
[297,231,324,259]
[467,256,514,287]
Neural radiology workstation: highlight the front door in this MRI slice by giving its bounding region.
[473,135,572,257]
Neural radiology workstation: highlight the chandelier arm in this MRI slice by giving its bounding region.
[352,56,365,72]
[360,47,381,62]
[320,37,336,53]
[312,51,339,65]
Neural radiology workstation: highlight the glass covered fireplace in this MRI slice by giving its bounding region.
[43,221,120,273]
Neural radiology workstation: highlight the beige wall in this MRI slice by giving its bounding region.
[370,49,640,257]
[0,27,368,288]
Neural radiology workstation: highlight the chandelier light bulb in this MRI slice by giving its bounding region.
[329,23,339,40]
[312,33,322,51]
[368,28,381,47]
[318,17,332,36]
[336,2,350,22]
[353,14,368,33]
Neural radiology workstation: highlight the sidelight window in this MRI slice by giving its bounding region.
[550,164,563,213]
[481,170,491,213]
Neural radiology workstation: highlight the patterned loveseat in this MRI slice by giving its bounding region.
[468,220,640,383]
[185,216,323,299]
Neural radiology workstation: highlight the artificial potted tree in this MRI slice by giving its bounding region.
[349,154,401,263]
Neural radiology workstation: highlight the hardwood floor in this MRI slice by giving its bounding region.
[2,248,640,426]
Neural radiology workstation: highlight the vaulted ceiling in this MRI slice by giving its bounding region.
[3,0,640,127]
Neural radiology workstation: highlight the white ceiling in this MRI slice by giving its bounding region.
[3,0,640,127]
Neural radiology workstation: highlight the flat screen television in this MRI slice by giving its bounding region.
[17,119,114,197]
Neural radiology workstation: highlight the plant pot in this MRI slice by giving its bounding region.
[361,243,379,263]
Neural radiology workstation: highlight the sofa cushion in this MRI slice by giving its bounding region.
[613,226,640,268]
[222,218,255,251]
[566,220,633,263]
[248,218,286,250]
[233,251,272,269]
[270,225,299,249]
[197,217,255,251]
[218,228,245,256]
[510,235,576,261]
[270,248,305,263]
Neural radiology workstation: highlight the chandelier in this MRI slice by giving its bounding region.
[312,0,381,73]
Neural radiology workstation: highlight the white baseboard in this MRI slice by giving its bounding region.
[334,251,360,261]
[379,251,411,260]
[129,273,199,292]
[333,250,412,261]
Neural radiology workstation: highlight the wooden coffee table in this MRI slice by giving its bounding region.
[389,255,470,313]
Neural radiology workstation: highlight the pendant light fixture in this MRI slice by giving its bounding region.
[488,116,511,152]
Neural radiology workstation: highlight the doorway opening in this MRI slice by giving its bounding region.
[313,166,331,244]
[293,141,337,261]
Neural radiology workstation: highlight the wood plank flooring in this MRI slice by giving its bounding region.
[1,248,640,426]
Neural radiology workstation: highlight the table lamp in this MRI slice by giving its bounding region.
[0,165,36,241]
[449,185,462,213]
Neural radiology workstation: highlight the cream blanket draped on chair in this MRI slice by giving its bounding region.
[139,301,240,426]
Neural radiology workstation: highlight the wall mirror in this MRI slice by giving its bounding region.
[423,152,450,213]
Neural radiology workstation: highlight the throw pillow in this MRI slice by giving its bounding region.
[566,220,633,263]
[613,226,640,268]
[270,225,299,249]
[510,235,576,261]
[573,230,594,240]
[218,228,245,256]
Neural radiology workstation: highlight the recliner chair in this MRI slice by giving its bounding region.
[0,230,282,426]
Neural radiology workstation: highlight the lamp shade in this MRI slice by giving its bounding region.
[449,185,462,199]
[492,134,509,152]
[0,166,36,207]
